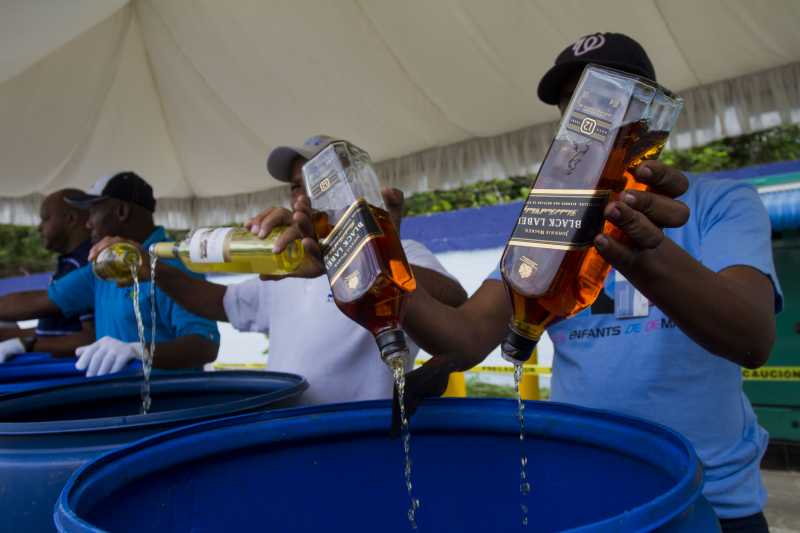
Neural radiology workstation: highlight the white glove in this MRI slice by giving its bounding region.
[0,338,25,364]
[75,336,143,377]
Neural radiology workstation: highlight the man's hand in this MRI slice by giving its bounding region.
[382,187,405,231]
[89,237,150,286]
[390,357,456,437]
[0,338,25,363]
[285,188,408,282]
[595,160,690,271]
[75,336,142,377]
[246,206,325,280]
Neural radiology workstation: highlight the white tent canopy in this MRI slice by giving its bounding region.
[2,0,800,228]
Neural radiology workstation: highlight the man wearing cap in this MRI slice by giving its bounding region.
[103,136,467,405]
[0,172,220,376]
[0,189,95,361]
[293,35,778,532]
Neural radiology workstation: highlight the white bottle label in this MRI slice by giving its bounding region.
[189,228,233,263]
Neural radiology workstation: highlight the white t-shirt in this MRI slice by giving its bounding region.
[223,240,454,405]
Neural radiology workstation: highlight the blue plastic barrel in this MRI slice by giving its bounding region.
[0,370,307,533]
[2,352,58,365]
[0,356,140,394]
[56,399,719,532]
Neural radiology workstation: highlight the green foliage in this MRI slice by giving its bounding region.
[404,176,534,216]
[0,225,56,277]
[465,376,550,400]
[405,124,800,217]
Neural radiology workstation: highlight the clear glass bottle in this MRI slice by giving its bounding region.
[92,242,142,284]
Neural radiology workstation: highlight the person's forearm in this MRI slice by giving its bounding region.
[154,263,228,322]
[402,282,508,371]
[624,238,775,368]
[0,291,61,321]
[152,335,219,370]
[33,329,95,358]
[411,266,468,308]
[0,326,27,341]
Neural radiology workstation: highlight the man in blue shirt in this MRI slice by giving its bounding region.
[0,189,95,360]
[0,172,220,376]
[292,34,779,533]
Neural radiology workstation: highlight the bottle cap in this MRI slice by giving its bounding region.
[501,329,538,364]
[376,329,409,365]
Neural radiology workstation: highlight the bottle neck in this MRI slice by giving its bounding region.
[501,328,539,364]
[375,328,410,367]
[149,242,178,259]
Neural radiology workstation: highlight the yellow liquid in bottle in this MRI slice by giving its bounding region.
[152,227,304,275]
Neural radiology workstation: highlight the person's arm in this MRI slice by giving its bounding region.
[31,320,95,358]
[154,262,228,322]
[412,266,467,308]
[152,334,219,370]
[75,332,218,376]
[0,326,27,341]
[401,239,468,308]
[594,161,776,368]
[155,267,221,369]
[402,279,509,370]
[0,291,62,321]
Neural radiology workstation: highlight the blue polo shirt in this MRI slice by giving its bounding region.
[488,177,782,519]
[48,227,220,346]
[36,240,93,337]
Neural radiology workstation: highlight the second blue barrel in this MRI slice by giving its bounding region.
[0,353,140,394]
[0,370,307,532]
[56,399,719,532]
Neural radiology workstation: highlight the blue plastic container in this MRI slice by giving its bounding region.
[2,352,58,366]
[0,371,307,533]
[0,352,143,394]
[56,399,719,532]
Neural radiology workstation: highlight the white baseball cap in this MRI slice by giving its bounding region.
[266,134,337,182]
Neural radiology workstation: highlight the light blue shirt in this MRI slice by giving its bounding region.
[489,177,783,518]
[48,227,220,347]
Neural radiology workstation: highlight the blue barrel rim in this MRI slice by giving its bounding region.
[55,398,704,533]
[0,370,307,436]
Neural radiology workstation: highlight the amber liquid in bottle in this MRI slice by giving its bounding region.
[502,124,670,360]
[313,205,416,352]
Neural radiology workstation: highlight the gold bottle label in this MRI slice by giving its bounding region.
[321,198,384,286]
[508,189,609,251]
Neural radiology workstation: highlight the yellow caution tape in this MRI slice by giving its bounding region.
[414,359,552,376]
[741,366,800,381]
[214,360,799,382]
[212,362,267,370]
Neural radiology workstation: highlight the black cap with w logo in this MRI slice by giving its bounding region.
[537,32,656,106]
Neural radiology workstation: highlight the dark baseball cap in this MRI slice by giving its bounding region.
[537,33,656,106]
[66,171,156,212]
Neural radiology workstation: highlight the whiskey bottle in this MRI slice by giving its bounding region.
[302,141,416,366]
[500,65,682,362]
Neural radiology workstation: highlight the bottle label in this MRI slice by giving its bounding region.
[566,109,614,143]
[321,198,384,285]
[189,228,234,263]
[508,189,609,250]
